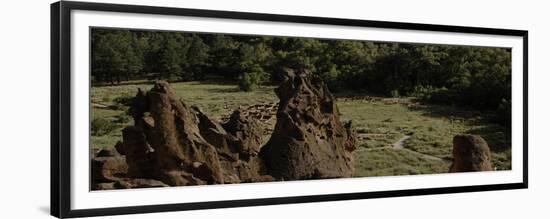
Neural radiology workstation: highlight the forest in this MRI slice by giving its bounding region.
[91,28,512,125]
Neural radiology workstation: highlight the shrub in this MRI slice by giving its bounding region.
[91,118,118,136]
[112,95,134,106]
[409,85,452,104]
[114,113,131,124]
[320,65,344,92]
[109,95,134,111]
[390,89,400,98]
[238,65,268,92]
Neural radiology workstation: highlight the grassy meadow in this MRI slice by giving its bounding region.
[91,81,511,177]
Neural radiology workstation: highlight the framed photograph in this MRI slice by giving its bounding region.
[51,1,528,218]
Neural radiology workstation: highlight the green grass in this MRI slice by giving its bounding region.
[338,99,511,172]
[338,100,407,149]
[91,80,512,176]
[354,148,449,177]
[92,81,277,120]
[90,81,277,148]
[90,109,129,149]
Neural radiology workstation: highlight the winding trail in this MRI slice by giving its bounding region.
[366,135,445,162]
[392,135,411,149]
[393,135,444,161]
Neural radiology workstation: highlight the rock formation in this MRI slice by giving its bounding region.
[91,154,127,182]
[449,134,493,172]
[92,74,358,189]
[220,102,279,136]
[259,68,356,180]
[90,148,169,190]
[92,81,272,190]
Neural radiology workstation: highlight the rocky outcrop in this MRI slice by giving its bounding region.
[91,155,127,182]
[92,76,357,189]
[195,107,272,183]
[259,69,356,180]
[449,134,493,172]
[91,81,272,190]
[142,81,225,186]
[90,149,170,189]
[221,102,279,136]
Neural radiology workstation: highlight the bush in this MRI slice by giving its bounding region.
[91,118,118,136]
[112,95,134,106]
[390,89,400,98]
[238,65,268,91]
[409,85,452,104]
[320,65,344,92]
[108,95,134,111]
[114,113,131,124]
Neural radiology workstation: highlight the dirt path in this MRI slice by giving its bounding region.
[392,135,410,149]
[392,135,444,161]
[362,135,442,162]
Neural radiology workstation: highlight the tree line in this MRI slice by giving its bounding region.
[91,29,511,124]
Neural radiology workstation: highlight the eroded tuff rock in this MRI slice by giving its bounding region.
[92,76,358,189]
[101,81,271,188]
[91,155,128,182]
[449,134,493,172]
[259,69,356,180]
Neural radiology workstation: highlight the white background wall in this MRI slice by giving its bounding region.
[0,0,547,218]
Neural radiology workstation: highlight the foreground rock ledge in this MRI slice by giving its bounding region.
[259,68,356,180]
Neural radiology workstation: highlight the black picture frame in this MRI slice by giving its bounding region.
[51,1,528,218]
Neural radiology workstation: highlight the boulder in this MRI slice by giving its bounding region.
[96,147,118,157]
[259,69,356,180]
[91,156,128,182]
[449,134,493,172]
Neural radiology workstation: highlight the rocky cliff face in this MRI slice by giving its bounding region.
[259,69,356,180]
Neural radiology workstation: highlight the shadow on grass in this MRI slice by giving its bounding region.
[92,80,154,87]
[407,101,511,153]
[194,80,245,93]
[407,101,483,119]
[333,90,373,99]
[195,79,238,85]
[204,87,241,93]
[92,78,236,88]
[465,125,511,153]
